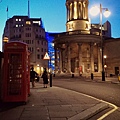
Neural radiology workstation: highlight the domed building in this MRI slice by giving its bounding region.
[54,0,113,77]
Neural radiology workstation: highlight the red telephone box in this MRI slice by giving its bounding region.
[2,41,30,102]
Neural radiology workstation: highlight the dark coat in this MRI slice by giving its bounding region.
[30,70,38,82]
[42,71,48,84]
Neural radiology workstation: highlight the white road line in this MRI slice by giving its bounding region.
[56,87,118,120]
[76,92,118,120]
[97,100,118,120]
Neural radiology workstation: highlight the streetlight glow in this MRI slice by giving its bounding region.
[90,5,111,18]
[103,9,111,17]
[104,55,107,59]
[90,6,99,16]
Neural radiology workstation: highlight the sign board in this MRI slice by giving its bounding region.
[43,52,50,60]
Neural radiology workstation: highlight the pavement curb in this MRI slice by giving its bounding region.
[68,103,109,120]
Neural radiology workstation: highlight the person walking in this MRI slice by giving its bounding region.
[41,68,48,88]
[30,67,38,88]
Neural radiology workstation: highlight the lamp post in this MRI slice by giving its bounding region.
[90,4,111,81]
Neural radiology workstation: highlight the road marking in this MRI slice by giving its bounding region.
[55,87,118,120]
[77,92,118,120]
[97,100,118,120]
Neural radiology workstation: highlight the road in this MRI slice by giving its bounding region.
[52,76,120,119]
[52,76,120,107]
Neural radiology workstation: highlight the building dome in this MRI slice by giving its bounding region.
[66,0,90,33]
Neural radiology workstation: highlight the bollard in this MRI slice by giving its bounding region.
[50,74,52,87]
[72,73,74,78]
[91,73,94,80]
[102,71,105,81]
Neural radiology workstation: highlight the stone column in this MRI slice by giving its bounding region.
[77,1,79,19]
[70,2,73,20]
[78,43,82,74]
[67,4,70,21]
[75,58,78,73]
[78,2,82,19]
[72,2,74,19]
[90,43,94,72]
[67,44,71,73]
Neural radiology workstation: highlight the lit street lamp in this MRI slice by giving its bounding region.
[90,4,111,81]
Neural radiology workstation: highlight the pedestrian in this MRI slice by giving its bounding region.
[30,67,38,88]
[41,68,48,88]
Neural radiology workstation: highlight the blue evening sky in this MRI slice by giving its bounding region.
[0,0,120,51]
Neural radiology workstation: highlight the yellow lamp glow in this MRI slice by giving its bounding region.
[90,6,99,16]
[103,9,111,17]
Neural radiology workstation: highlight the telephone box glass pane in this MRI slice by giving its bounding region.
[8,53,22,95]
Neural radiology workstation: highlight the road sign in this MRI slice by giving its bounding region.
[43,52,50,60]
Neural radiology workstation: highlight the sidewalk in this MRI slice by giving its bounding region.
[85,76,120,84]
[54,73,120,84]
[0,82,110,120]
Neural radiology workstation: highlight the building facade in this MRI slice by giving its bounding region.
[54,0,114,76]
[2,16,48,75]
[104,38,120,76]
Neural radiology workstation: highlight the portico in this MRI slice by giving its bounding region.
[54,32,102,75]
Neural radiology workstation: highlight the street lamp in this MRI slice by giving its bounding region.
[90,4,111,81]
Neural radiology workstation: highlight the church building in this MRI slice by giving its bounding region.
[54,0,120,77]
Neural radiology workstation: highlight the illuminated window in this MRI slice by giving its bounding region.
[16,19,18,21]
[16,25,18,27]
[26,21,31,25]
[19,19,21,21]
[33,21,41,25]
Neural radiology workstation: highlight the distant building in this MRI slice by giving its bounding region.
[46,32,55,71]
[2,15,48,74]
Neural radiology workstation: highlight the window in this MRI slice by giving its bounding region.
[39,35,41,38]
[25,33,31,37]
[26,21,31,25]
[26,27,31,31]
[36,34,38,38]
[19,29,21,32]
[41,40,43,45]
[32,40,33,44]
[44,41,46,45]
[36,29,38,32]
[37,54,40,59]
[19,34,21,38]
[41,55,44,59]
[45,49,47,52]
[37,40,39,44]
[37,48,40,52]
[41,48,43,52]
